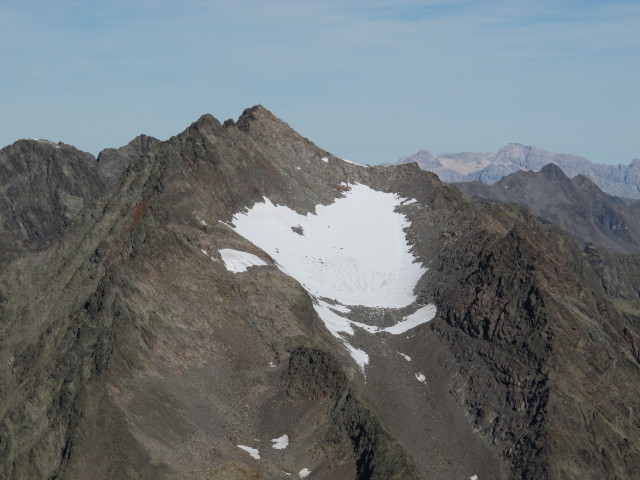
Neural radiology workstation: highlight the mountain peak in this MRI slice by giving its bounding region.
[539,162,567,179]
[96,134,161,182]
[234,104,285,132]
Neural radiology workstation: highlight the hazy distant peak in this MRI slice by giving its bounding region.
[399,144,640,199]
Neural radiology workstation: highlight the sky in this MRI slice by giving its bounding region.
[1,0,638,165]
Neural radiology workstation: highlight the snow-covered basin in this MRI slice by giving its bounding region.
[229,183,426,308]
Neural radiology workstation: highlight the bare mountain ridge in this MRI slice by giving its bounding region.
[398,143,640,199]
[0,134,160,257]
[0,106,639,479]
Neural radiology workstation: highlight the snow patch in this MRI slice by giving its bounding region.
[299,468,311,478]
[398,352,411,361]
[383,305,437,334]
[219,248,267,273]
[415,373,426,383]
[402,198,417,206]
[237,445,260,459]
[321,156,329,163]
[271,434,289,450]
[470,475,479,480]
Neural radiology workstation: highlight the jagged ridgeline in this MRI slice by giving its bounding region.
[0,106,638,479]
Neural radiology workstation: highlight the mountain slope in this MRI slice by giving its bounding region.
[0,107,639,479]
[398,143,640,199]
[455,163,640,254]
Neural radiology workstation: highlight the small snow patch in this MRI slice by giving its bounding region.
[398,352,411,361]
[237,445,260,459]
[415,373,426,383]
[470,475,479,480]
[402,198,417,206]
[383,305,437,334]
[299,468,311,478]
[220,248,267,273]
[321,156,329,162]
[29,138,60,148]
[271,434,289,450]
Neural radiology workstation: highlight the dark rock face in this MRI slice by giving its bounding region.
[399,143,640,199]
[97,134,161,182]
[0,106,639,480]
[455,163,640,254]
[0,139,106,251]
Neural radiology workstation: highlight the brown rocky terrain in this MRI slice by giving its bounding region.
[0,106,638,479]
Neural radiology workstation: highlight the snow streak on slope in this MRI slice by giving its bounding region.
[383,305,437,334]
[230,183,426,308]
[219,248,267,273]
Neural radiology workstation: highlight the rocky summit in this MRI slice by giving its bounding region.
[0,106,639,479]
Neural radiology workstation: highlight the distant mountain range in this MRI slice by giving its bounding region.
[398,143,640,199]
[455,163,640,254]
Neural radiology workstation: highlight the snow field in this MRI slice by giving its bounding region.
[229,183,437,371]
[230,183,425,308]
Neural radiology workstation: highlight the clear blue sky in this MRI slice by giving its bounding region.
[1,0,638,165]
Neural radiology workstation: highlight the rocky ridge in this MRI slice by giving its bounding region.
[97,134,161,183]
